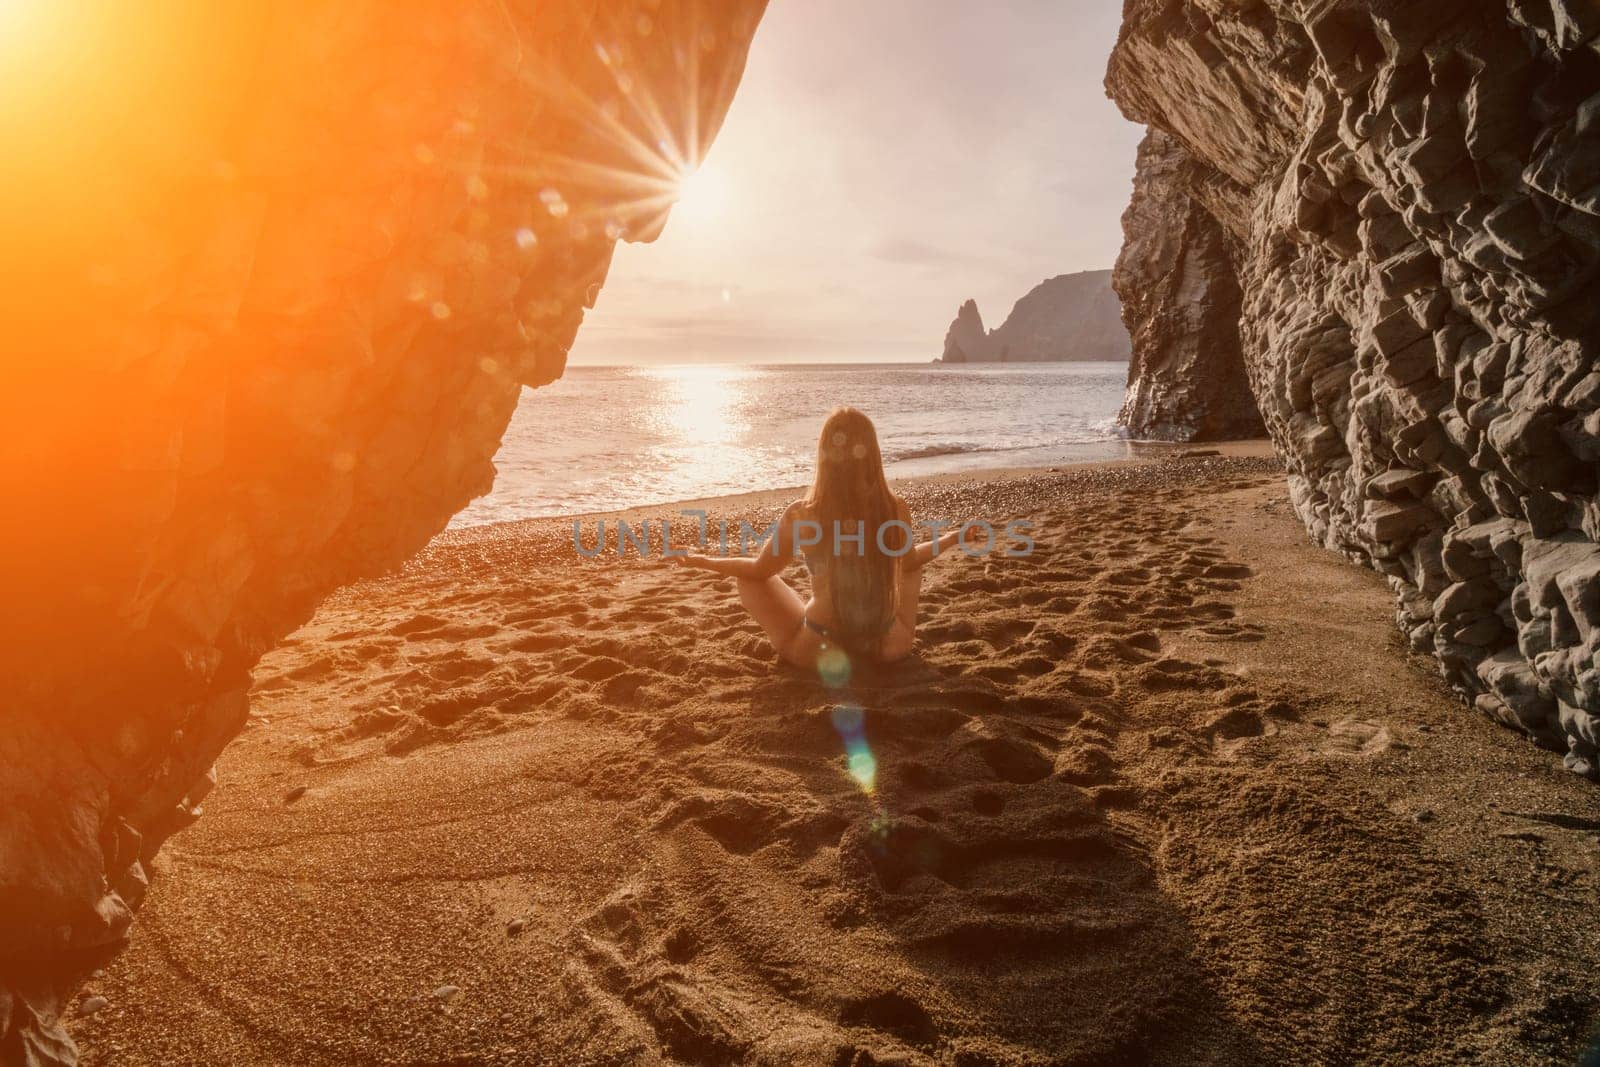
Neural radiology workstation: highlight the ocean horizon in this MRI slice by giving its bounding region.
[453,360,1154,526]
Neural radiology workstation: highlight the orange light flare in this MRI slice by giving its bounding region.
[0,0,759,389]
[2,4,273,359]
[2,3,263,207]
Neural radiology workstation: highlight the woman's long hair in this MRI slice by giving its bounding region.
[803,407,903,650]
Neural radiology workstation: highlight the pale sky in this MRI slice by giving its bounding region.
[570,0,1140,365]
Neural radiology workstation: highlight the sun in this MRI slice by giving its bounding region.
[672,161,728,224]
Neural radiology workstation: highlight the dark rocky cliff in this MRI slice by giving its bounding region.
[1106,0,1600,777]
[0,2,765,1061]
[940,270,1131,362]
[1115,129,1266,440]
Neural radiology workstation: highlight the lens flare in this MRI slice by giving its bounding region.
[485,1,755,243]
[830,704,876,793]
[816,646,851,687]
[847,750,877,789]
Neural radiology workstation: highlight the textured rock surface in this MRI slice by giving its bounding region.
[0,2,765,1061]
[1115,130,1266,440]
[939,270,1131,362]
[1107,0,1600,776]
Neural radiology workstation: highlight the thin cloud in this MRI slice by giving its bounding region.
[868,236,971,266]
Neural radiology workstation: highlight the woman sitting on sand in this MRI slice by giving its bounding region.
[670,406,962,667]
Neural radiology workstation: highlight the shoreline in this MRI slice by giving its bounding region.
[441,439,1280,546]
[453,360,1144,530]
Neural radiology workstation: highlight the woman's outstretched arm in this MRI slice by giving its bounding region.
[668,502,799,579]
[892,494,965,570]
[674,552,768,578]
[907,528,964,569]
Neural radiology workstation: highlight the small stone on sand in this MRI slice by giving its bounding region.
[284,785,308,804]
[78,996,109,1017]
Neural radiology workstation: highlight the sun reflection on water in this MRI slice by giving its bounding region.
[633,364,770,502]
[643,363,752,445]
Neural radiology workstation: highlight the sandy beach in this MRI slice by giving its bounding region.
[66,451,1600,1065]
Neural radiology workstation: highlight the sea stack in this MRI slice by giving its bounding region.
[941,299,988,363]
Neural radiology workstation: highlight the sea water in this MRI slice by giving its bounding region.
[453,361,1150,526]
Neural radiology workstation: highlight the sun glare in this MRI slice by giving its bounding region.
[490,7,757,246]
[0,0,42,41]
[672,161,728,223]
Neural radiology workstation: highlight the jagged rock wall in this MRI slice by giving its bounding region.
[1115,129,1266,440]
[939,271,1131,362]
[1108,0,1600,776]
[0,2,765,1060]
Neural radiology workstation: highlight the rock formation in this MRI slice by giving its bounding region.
[0,2,765,1061]
[1115,130,1266,440]
[942,299,991,364]
[1107,1,1600,777]
[939,270,1131,362]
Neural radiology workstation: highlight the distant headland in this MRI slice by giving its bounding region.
[938,269,1130,363]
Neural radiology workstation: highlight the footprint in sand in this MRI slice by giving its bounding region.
[1053,743,1117,786]
[388,613,448,637]
[1023,623,1078,658]
[505,631,564,653]
[570,884,754,1064]
[836,791,1151,960]
[1204,706,1270,747]
[1319,717,1401,758]
[838,991,939,1050]
[1132,656,1226,693]
[946,735,1054,784]
[1105,565,1154,586]
[568,655,630,682]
